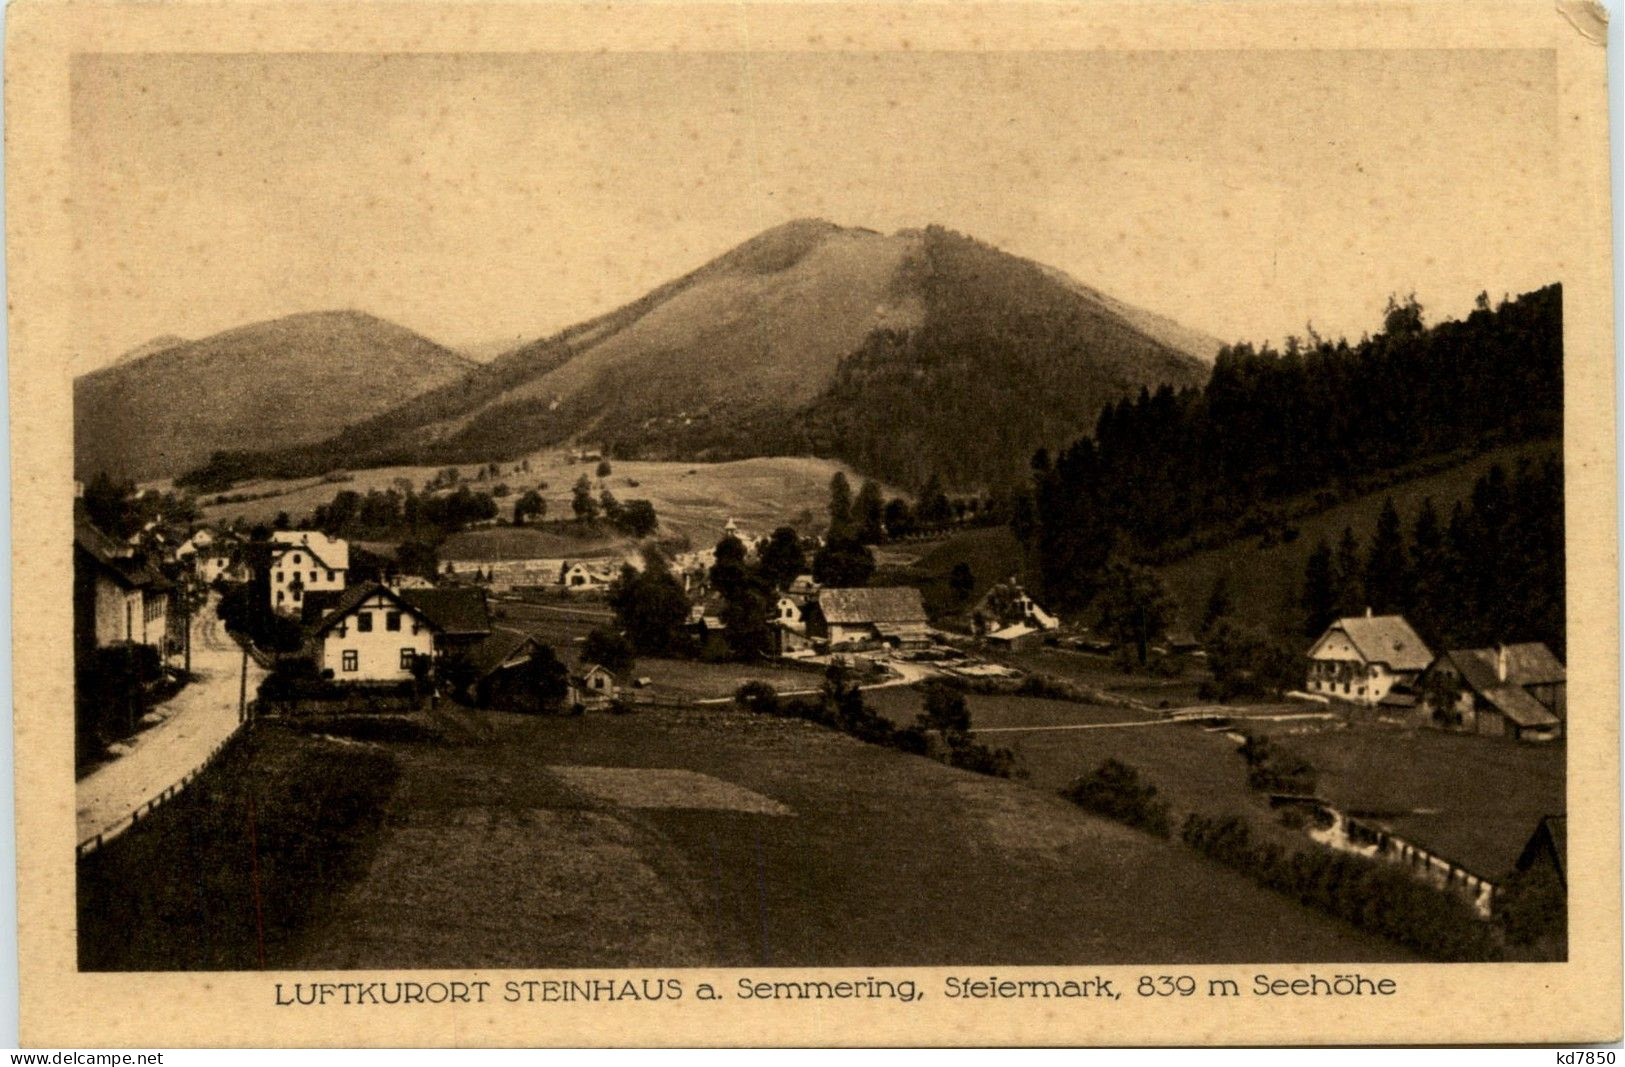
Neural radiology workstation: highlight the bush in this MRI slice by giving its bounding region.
[738,669,1015,778]
[1062,759,1172,838]
[1495,864,1566,957]
[1180,812,1499,961]
[581,628,636,675]
[734,681,783,717]
[1237,732,1318,795]
[76,643,166,762]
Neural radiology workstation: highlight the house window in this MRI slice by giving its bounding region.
[293,589,302,602]
[400,648,416,670]
[277,591,284,604]
[387,611,401,632]
[327,570,335,582]
[293,553,302,565]
[275,571,284,583]
[357,612,373,632]
[310,570,318,582]
[342,650,358,672]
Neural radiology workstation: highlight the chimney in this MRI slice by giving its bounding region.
[1496,644,1509,683]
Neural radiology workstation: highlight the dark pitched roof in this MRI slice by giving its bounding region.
[400,587,492,635]
[309,583,439,636]
[570,663,616,687]
[300,589,346,627]
[465,626,540,678]
[1516,814,1567,886]
[75,510,164,590]
[817,587,928,625]
[1443,644,1566,694]
[1480,684,1561,729]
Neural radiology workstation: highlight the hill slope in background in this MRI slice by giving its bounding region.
[1158,439,1561,640]
[75,311,475,482]
[182,220,1215,491]
[112,335,189,366]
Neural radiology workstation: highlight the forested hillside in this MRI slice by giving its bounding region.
[1030,284,1562,615]
[1299,460,1564,657]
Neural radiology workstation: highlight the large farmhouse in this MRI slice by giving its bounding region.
[74,509,172,654]
[309,583,437,683]
[1305,611,1432,706]
[270,531,349,615]
[806,587,931,649]
[1419,643,1566,741]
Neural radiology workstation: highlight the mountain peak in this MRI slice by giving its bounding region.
[75,311,475,482]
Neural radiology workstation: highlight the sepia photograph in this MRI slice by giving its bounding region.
[10,0,1618,1048]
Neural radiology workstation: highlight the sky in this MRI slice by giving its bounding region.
[70,49,1562,371]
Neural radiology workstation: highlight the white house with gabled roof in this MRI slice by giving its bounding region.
[269,530,349,615]
[1305,610,1433,706]
[309,582,437,683]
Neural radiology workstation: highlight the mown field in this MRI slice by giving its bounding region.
[81,699,1417,969]
[988,645,1210,708]
[192,451,887,548]
[278,705,1410,967]
[1159,438,1561,639]
[487,599,823,699]
[440,523,634,562]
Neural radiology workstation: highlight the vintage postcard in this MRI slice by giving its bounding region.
[8,0,1619,1048]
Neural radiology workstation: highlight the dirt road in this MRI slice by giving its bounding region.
[76,596,267,847]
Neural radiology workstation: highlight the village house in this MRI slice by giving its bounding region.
[182,529,244,585]
[74,509,172,653]
[462,626,548,709]
[1304,611,1432,707]
[174,528,216,560]
[192,548,236,585]
[685,596,731,659]
[308,583,437,683]
[572,662,620,704]
[560,560,616,591]
[771,619,815,656]
[569,663,618,708]
[269,530,349,616]
[805,587,932,650]
[1419,642,1566,742]
[400,586,493,658]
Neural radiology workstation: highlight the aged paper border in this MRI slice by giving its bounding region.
[9,0,1619,1047]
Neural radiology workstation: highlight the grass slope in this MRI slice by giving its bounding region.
[78,725,400,970]
[197,452,879,549]
[877,525,1029,620]
[1159,439,1560,638]
[75,310,473,482]
[283,705,1409,967]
